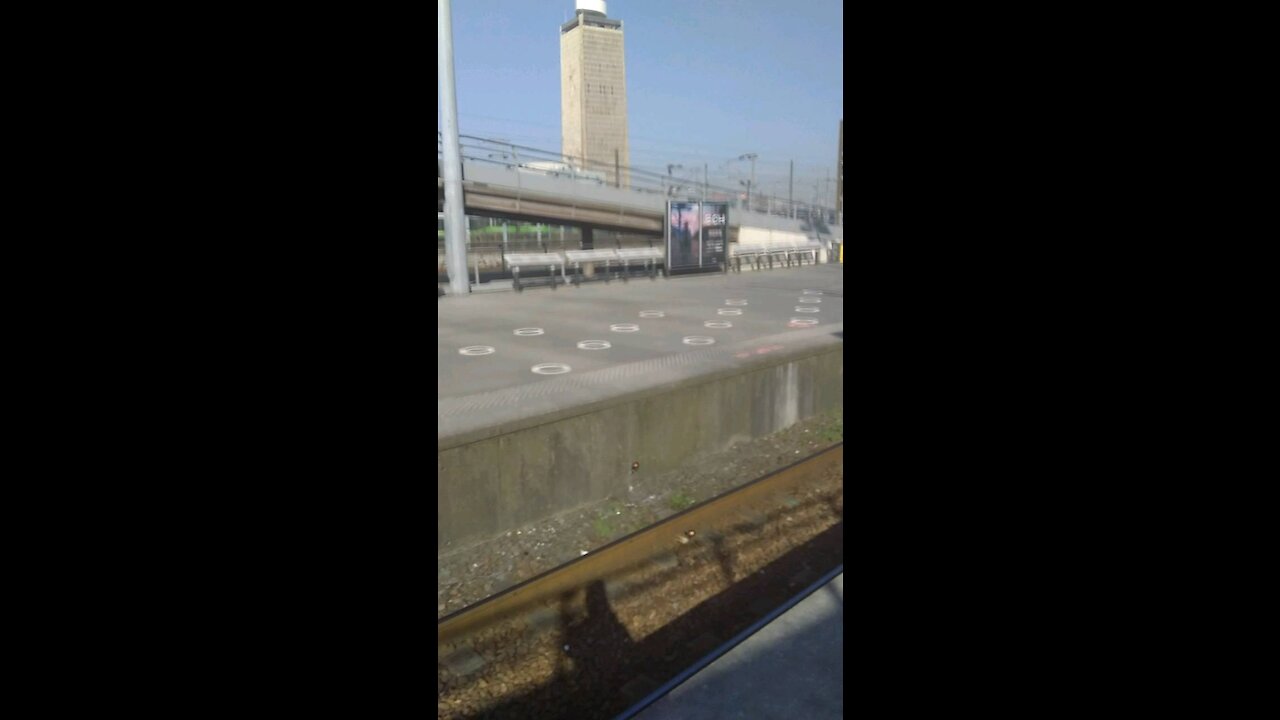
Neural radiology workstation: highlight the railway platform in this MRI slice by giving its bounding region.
[438,265,843,416]
[437,264,844,551]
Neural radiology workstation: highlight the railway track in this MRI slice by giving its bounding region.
[438,443,844,719]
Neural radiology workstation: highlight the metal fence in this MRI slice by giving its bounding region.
[439,132,840,223]
[437,217,662,282]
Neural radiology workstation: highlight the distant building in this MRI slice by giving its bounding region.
[561,0,629,187]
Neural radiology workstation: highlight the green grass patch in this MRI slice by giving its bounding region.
[592,502,626,540]
[668,490,695,511]
[817,410,843,443]
[592,516,615,540]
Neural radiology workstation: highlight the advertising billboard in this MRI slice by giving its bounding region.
[666,201,728,273]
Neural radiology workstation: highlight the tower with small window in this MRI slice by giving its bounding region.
[560,0,629,188]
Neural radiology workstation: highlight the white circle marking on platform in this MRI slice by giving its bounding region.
[683,336,716,346]
[513,328,545,336]
[531,363,572,375]
[718,308,742,316]
[459,346,496,356]
[795,306,820,313]
[798,297,822,303]
[610,323,640,333]
[725,299,749,306]
[788,318,820,327]
[577,340,612,350]
[639,311,665,318]
[803,290,823,295]
[704,321,733,329]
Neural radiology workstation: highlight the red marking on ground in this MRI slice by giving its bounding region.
[738,344,786,359]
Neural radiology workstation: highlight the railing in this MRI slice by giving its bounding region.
[437,224,663,279]
[439,132,840,224]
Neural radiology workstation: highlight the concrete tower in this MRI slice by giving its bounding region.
[561,0,629,187]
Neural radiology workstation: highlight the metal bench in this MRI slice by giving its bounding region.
[791,241,822,265]
[730,244,764,273]
[504,252,567,292]
[564,249,621,286]
[763,243,796,269]
[615,247,663,281]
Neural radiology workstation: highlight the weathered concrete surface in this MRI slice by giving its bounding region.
[437,337,842,550]
[437,265,844,551]
[439,266,844,401]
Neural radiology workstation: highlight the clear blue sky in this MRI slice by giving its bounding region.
[439,0,843,203]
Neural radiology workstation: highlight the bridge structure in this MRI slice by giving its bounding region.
[438,134,842,288]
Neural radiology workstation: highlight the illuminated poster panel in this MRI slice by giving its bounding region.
[700,201,728,267]
[666,201,728,273]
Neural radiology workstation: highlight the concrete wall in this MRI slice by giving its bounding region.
[437,344,843,549]
[732,209,809,234]
[738,227,811,247]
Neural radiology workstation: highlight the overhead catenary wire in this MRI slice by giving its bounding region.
[455,110,836,166]
[448,132,838,216]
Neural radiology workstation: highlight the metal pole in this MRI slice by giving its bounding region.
[749,156,756,214]
[703,163,708,204]
[439,0,469,296]
[615,149,621,188]
[789,160,794,219]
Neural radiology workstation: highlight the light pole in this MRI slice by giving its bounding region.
[767,183,785,216]
[666,164,684,197]
[737,153,757,213]
[439,0,469,296]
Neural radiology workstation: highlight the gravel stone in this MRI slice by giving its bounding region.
[442,646,486,677]
[524,607,560,635]
[437,413,842,621]
[651,552,679,571]
[604,577,633,603]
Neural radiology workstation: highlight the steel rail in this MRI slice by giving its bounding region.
[438,442,843,647]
